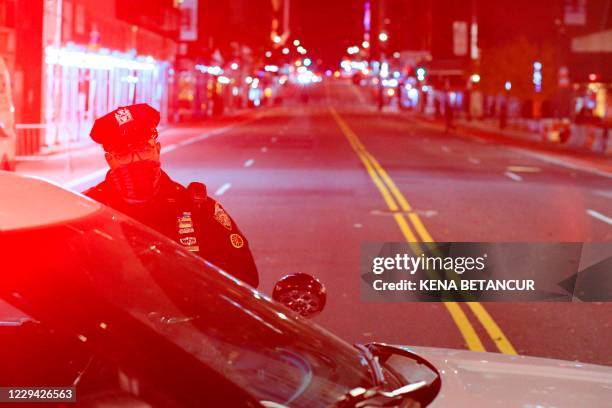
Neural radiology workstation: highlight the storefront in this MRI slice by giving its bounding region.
[42,45,170,147]
[570,29,612,124]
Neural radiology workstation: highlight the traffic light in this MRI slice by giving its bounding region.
[416,67,426,81]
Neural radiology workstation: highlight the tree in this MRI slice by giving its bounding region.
[479,37,556,102]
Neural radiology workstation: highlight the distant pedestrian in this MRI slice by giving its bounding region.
[499,98,508,129]
[397,80,403,110]
[434,97,441,118]
[602,123,609,154]
[444,93,455,133]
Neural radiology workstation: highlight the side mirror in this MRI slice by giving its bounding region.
[272,273,326,318]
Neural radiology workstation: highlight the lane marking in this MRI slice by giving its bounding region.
[593,190,612,200]
[444,303,486,352]
[244,159,255,168]
[506,165,540,173]
[370,209,438,218]
[160,145,178,154]
[441,145,451,153]
[408,116,612,180]
[330,108,417,241]
[468,157,481,165]
[504,171,523,182]
[214,182,232,196]
[587,209,612,226]
[510,148,612,180]
[176,133,210,147]
[466,302,518,355]
[362,152,435,242]
[393,213,419,242]
[330,107,517,355]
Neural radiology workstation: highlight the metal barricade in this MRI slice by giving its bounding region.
[15,124,46,156]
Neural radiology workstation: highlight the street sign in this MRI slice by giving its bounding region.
[179,0,198,42]
[453,21,468,56]
[558,66,570,88]
[564,0,587,26]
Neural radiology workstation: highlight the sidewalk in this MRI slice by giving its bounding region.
[403,110,612,175]
[15,108,264,189]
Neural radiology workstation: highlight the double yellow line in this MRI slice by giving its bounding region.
[330,107,517,355]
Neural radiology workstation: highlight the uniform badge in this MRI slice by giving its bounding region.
[177,212,197,249]
[180,236,198,246]
[214,202,232,231]
[178,212,193,224]
[177,212,194,229]
[114,108,134,126]
[230,233,244,249]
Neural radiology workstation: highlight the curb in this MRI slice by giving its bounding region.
[16,108,263,161]
[410,113,611,161]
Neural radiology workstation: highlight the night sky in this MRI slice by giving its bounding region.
[290,0,364,69]
[200,0,612,69]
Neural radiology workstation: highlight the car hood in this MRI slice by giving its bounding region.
[393,345,612,407]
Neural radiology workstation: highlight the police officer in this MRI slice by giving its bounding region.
[84,103,259,287]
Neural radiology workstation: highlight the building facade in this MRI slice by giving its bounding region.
[12,0,180,154]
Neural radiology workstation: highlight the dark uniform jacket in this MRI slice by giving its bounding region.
[84,171,259,287]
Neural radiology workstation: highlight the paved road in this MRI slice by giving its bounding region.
[31,80,612,366]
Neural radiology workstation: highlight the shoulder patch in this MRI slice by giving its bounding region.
[230,233,244,249]
[214,202,232,231]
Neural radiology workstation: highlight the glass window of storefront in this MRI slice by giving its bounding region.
[42,46,169,147]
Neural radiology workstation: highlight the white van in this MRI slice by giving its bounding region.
[0,56,16,171]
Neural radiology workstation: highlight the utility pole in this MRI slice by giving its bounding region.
[470,0,479,61]
[283,0,290,36]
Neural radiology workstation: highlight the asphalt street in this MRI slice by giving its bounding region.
[37,80,612,366]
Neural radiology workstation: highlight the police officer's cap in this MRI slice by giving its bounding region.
[90,104,160,152]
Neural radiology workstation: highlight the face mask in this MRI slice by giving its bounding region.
[108,160,162,203]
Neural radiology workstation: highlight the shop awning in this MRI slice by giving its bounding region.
[572,29,612,53]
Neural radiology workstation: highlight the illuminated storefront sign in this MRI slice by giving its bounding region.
[43,46,169,147]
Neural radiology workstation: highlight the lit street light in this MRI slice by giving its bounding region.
[347,46,359,55]
[416,67,427,81]
[378,32,388,42]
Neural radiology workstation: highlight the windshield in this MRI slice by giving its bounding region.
[0,206,371,407]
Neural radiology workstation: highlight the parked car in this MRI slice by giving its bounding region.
[1,171,611,407]
[0,56,16,171]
